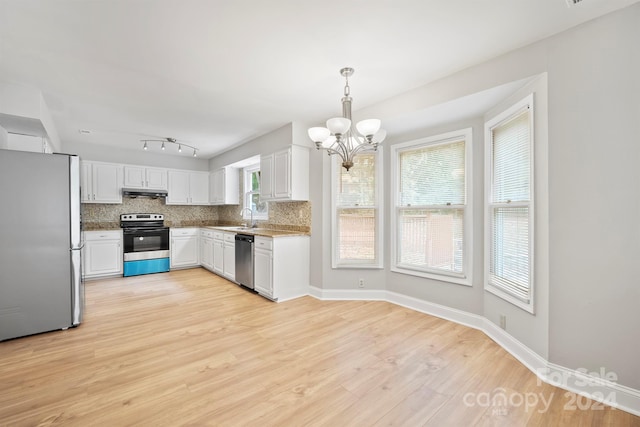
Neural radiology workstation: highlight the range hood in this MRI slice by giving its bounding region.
[122,188,168,198]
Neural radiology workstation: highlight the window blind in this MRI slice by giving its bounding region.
[492,112,530,203]
[334,153,379,265]
[400,140,465,206]
[488,107,532,304]
[396,137,467,276]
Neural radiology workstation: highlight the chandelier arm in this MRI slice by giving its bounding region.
[318,146,344,159]
[333,136,349,160]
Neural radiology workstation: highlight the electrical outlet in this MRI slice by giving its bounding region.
[499,315,507,330]
[358,278,365,288]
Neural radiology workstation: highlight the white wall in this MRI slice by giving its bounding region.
[545,5,640,389]
[0,125,8,149]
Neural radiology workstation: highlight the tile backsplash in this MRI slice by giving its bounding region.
[82,197,311,232]
[217,200,311,232]
[82,198,218,229]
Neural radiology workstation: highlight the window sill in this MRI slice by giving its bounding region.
[391,266,472,287]
[485,284,534,314]
[333,262,383,270]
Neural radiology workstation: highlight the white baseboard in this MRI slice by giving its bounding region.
[308,286,386,301]
[308,286,640,417]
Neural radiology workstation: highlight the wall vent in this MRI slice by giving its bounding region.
[565,0,585,7]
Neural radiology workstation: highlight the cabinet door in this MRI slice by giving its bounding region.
[200,238,213,270]
[260,154,274,199]
[123,166,145,188]
[84,240,122,277]
[254,248,273,297]
[80,162,92,202]
[199,238,207,268]
[146,168,167,190]
[209,169,224,204]
[171,236,199,267]
[92,163,122,203]
[213,239,224,274]
[189,172,209,205]
[167,171,190,204]
[223,242,235,281]
[273,149,291,199]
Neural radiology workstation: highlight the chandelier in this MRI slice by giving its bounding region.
[308,67,386,171]
[141,137,198,157]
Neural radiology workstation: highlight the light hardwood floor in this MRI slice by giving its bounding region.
[1,268,638,426]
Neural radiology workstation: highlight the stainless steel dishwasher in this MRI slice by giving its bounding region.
[234,234,254,289]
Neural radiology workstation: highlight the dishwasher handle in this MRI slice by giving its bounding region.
[235,234,254,243]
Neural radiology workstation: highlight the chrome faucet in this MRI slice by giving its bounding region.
[239,207,256,228]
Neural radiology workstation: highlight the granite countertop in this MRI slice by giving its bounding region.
[202,226,309,238]
[83,222,309,237]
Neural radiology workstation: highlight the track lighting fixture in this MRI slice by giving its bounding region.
[140,137,199,156]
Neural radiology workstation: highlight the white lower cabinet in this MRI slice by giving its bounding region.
[253,235,309,301]
[170,228,199,268]
[83,230,122,279]
[199,229,214,271]
[254,246,273,297]
[222,232,235,281]
[213,232,224,274]
[200,228,309,301]
[210,230,235,281]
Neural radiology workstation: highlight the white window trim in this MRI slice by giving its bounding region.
[390,128,473,286]
[243,164,268,221]
[484,94,535,314]
[331,151,384,269]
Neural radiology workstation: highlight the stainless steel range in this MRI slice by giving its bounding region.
[120,213,170,277]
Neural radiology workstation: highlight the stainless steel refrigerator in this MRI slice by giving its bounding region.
[0,149,83,341]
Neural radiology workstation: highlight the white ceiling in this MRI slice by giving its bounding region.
[0,0,637,158]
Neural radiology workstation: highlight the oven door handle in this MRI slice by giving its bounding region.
[123,228,168,235]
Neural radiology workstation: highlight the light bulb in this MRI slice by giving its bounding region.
[143,142,148,150]
[193,150,197,157]
[161,142,165,150]
[178,144,182,153]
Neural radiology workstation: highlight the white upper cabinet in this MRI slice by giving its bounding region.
[123,166,167,190]
[167,170,209,205]
[209,166,239,205]
[81,161,123,204]
[260,145,309,201]
[189,172,209,205]
[260,153,274,199]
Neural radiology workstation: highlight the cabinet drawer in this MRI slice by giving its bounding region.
[213,232,224,240]
[171,228,198,237]
[255,236,273,251]
[84,230,122,241]
[223,233,236,243]
[200,229,215,238]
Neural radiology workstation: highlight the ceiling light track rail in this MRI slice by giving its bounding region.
[141,137,198,157]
